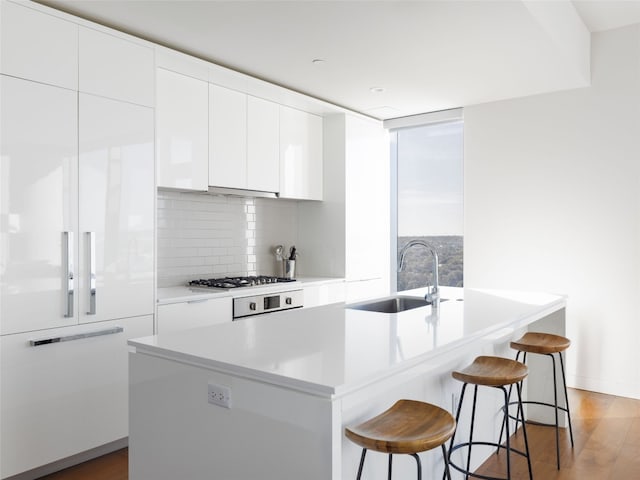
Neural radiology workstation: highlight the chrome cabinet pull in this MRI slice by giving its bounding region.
[63,231,74,318]
[86,232,96,315]
[186,298,209,304]
[29,326,124,347]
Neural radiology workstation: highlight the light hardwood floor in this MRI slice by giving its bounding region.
[37,388,640,479]
[475,388,640,479]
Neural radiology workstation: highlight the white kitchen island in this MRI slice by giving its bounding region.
[128,287,566,480]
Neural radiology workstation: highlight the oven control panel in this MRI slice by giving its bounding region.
[233,290,304,319]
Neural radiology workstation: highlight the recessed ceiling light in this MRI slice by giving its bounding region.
[311,59,325,65]
[370,87,385,93]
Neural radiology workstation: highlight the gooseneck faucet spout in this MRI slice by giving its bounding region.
[398,239,440,304]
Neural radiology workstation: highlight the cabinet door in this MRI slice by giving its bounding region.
[303,283,346,308]
[156,297,232,334]
[156,68,209,191]
[247,96,279,193]
[79,26,154,107]
[345,278,387,303]
[78,94,154,324]
[209,84,247,189]
[0,76,78,335]
[279,106,323,200]
[0,1,78,90]
[345,116,390,282]
[0,315,153,478]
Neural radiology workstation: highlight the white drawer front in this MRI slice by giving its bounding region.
[1,315,153,478]
[156,297,232,334]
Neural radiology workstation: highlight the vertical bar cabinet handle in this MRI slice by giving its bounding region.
[86,232,96,315]
[63,231,74,318]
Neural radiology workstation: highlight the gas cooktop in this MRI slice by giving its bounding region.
[188,276,296,289]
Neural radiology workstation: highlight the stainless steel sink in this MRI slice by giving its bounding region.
[346,295,432,313]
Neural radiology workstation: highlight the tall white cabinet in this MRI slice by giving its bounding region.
[0,76,78,334]
[78,94,154,323]
[298,113,390,301]
[0,3,155,477]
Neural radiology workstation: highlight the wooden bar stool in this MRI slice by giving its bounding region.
[448,356,533,480]
[345,399,456,479]
[502,332,574,469]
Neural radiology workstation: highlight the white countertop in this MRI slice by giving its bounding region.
[157,276,344,304]
[132,287,566,398]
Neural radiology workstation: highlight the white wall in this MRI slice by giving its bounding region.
[464,24,640,398]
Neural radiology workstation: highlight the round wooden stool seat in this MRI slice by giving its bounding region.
[510,332,570,355]
[452,355,528,387]
[345,399,456,455]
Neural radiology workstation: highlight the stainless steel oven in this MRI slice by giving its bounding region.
[233,290,304,319]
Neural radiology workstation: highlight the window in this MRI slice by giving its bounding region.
[388,111,464,292]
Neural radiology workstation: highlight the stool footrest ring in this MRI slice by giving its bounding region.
[503,400,570,428]
[448,441,529,480]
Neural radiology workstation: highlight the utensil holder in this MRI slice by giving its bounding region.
[283,259,296,279]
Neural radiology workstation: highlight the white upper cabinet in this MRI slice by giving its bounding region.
[209,84,247,188]
[156,68,209,191]
[247,96,280,193]
[79,26,154,106]
[78,94,155,323]
[209,85,281,193]
[279,106,323,200]
[0,1,78,90]
[0,76,79,335]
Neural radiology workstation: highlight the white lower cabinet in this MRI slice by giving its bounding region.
[303,282,346,308]
[0,315,153,479]
[156,297,232,334]
[345,278,387,303]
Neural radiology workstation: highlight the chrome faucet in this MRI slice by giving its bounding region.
[398,239,440,304]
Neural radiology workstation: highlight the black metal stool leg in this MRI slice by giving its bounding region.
[498,351,525,450]
[441,444,452,480]
[559,351,575,447]
[388,453,393,480]
[500,386,512,480]
[466,385,479,480]
[445,383,467,480]
[516,382,533,480]
[356,448,367,480]
[410,453,422,480]
[549,353,561,470]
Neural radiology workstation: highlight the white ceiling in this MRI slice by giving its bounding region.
[37,0,640,120]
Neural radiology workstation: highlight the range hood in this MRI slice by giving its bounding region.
[205,186,278,199]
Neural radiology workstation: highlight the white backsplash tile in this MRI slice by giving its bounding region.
[157,190,299,287]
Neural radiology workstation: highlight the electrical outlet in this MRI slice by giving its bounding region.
[208,382,232,408]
